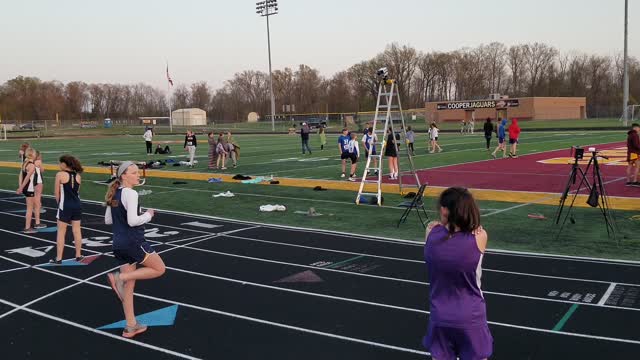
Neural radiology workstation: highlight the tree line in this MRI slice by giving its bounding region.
[1,42,638,123]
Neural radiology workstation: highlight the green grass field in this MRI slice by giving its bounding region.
[0,128,638,260]
[2,117,628,138]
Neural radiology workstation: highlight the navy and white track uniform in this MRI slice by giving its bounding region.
[57,171,82,223]
[21,161,36,197]
[105,187,155,265]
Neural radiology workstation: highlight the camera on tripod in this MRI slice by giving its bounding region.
[570,146,585,160]
[376,67,393,84]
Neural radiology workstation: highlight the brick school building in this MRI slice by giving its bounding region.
[425,97,586,122]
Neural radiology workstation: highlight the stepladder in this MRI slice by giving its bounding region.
[355,79,422,206]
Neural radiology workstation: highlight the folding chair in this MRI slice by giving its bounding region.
[397,184,429,228]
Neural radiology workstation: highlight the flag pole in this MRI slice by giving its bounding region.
[167,62,173,133]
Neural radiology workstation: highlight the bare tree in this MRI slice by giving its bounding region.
[190,81,211,110]
[524,43,558,96]
[507,45,528,96]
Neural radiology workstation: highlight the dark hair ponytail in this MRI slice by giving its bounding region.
[59,155,84,174]
[438,187,480,235]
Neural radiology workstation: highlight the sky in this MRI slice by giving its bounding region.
[0,0,637,90]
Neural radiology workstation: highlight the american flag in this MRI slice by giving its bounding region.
[166,65,173,86]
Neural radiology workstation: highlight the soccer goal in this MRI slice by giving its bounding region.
[621,105,640,126]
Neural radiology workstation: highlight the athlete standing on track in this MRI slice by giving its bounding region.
[33,150,45,229]
[16,147,38,233]
[50,155,84,264]
[423,187,492,360]
[105,161,166,338]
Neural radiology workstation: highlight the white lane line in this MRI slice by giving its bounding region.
[0,232,217,321]
[0,266,29,274]
[216,233,640,286]
[597,283,618,306]
[0,298,202,360]
[3,192,640,269]
[171,243,640,311]
[0,255,430,357]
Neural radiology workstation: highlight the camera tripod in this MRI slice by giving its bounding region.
[554,151,618,242]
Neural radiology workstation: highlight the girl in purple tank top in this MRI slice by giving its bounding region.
[423,187,493,360]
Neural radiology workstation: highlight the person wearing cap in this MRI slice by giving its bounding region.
[105,161,166,339]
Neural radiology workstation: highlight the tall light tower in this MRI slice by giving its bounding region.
[256,0,278,132]
[623,0,629,126]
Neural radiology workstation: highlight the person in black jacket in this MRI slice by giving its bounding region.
[483,118,493,151]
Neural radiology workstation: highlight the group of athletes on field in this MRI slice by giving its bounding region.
[332,117,524,181]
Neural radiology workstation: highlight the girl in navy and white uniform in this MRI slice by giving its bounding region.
[105,161,166,339]
[50,155,85,264]
[33,150,45,230]
[16,147,38,233]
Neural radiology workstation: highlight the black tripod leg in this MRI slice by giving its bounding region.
[593,158,618,241]
[555,163,579,225]
[556,167,592,241]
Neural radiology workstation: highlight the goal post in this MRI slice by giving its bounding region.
[621,105,640,127]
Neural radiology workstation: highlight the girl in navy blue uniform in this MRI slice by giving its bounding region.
[33,150,45,230]
[338,128,351,178]
[105,161,166,338]
[16,148,38,233]
[50,155,85,264]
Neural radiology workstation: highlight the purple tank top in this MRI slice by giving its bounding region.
[424,225,487,328]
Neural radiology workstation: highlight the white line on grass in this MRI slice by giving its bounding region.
[483,176,627,217]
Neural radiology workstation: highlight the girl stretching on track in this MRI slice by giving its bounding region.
[105,161,166,339]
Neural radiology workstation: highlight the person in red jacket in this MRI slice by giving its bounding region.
[627,123,640,186]
[508,118,521,158]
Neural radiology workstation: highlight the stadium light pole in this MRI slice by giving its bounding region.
[256,0,278,132]
[623,0,630,126]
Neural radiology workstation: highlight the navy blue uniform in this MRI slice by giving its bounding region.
[21,161,36,197]
[338,135,351,160]
[109,188,154,265]
[57,171,81,223]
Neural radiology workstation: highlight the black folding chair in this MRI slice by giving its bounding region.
[397,184,429,228]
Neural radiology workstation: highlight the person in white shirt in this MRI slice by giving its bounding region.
[143,128,153,155]
[429,123,443,153]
